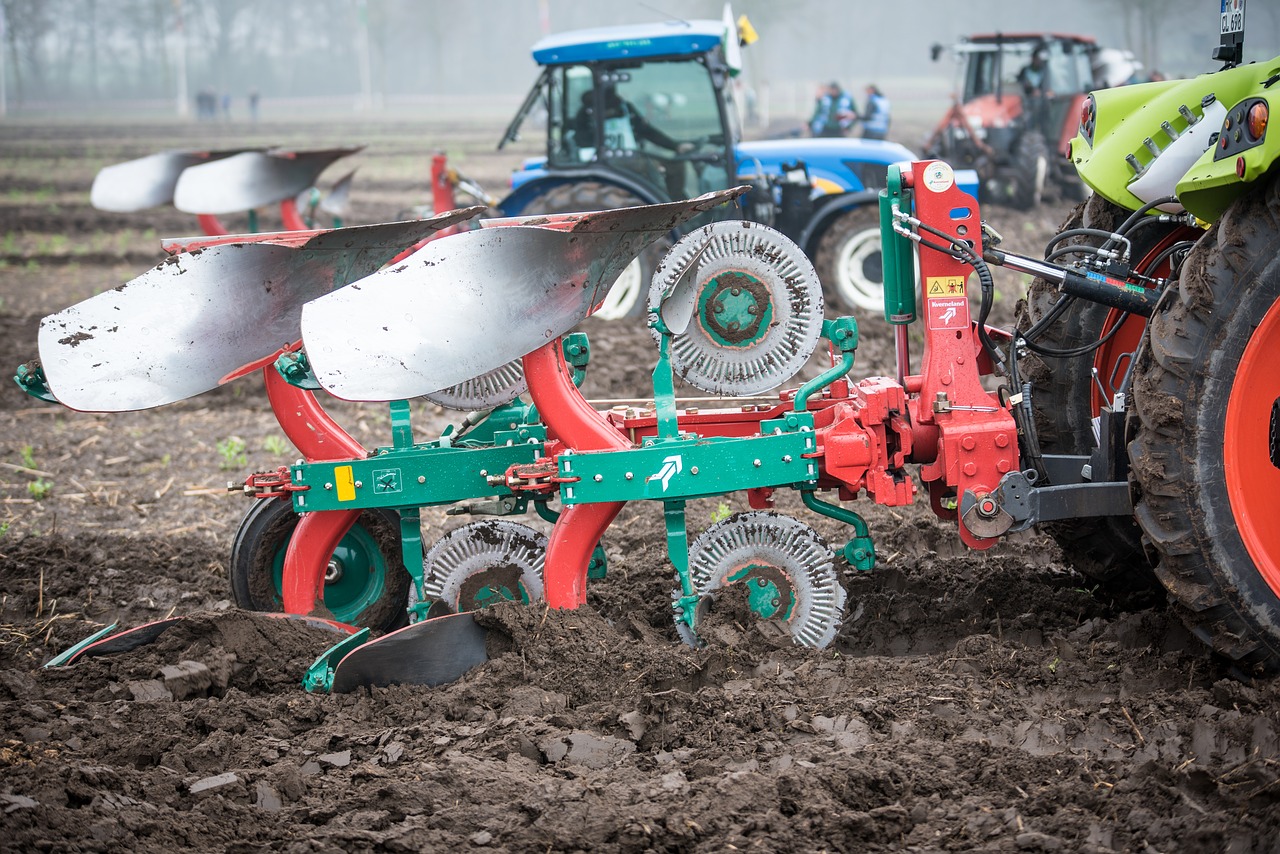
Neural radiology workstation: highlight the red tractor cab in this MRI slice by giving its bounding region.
[925,33,1101,208]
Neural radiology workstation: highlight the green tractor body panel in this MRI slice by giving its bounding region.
[1071,55,1280,219]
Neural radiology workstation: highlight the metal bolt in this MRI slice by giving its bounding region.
[325,559,344,584]
[594,474,603,482]
[691,466,699,475]
[994,433,1009,448]
[747,304,758,315]
[418,475,426,484]
[354,481,363,489]
[730,287,741,297]
[962,463,977,476]
[961,436,977,451]
[782,455,792,463]
[479,469,488,477]
[625,472,633,480]
[324,483,333,490]
[753,459,761,467]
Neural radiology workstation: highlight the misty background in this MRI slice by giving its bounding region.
[1,0,1278,124]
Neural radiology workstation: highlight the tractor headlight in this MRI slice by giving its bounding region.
[1246,101,1269,142]
[1215,98,1269,161]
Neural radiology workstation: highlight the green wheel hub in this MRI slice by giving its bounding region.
[697,271,773,347]
[727,563,797,621]
[272,524,388,624]
[456,564,532,610]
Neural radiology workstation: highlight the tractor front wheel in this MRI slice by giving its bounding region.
[229,499,410,632]
[518,182,666,321]
[814,204,884,313]
[1130,174,1280,676]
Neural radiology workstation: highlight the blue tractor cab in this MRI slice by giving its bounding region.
[497,17,918,319]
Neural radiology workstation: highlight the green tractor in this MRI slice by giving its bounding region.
[1019,0,1280,674]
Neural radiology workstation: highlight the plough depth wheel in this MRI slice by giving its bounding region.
[416,520,546,613]
[1130,174,1280,676]
[677,511,846,648]
[229,499,410,631]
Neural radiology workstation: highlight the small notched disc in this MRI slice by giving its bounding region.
[416,520,546,613]
[649,220,824,396]
[422,359,527,411]
[676,511,846,648]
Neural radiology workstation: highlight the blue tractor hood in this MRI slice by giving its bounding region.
[531,20,726,65]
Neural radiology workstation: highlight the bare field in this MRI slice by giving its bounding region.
[0,117,1276,853]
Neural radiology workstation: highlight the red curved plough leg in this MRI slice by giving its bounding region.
[264,359,369,617]
[522,339,629,609]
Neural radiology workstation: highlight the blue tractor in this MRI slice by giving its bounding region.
[496,17,917,319]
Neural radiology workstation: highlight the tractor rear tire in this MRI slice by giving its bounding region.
[519,182,668,321]
[229,499,411,632]
[814,204,884,314]
[1129,175,1280,676]
[1008,130,1049,210]
[1017,195,1163,594]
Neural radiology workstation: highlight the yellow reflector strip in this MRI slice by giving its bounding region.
[335,465,356,502]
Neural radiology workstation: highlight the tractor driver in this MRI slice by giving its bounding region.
[573,86,696,198]
[1017,50,1054,136]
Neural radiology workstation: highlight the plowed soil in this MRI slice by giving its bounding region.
[0,119,1276,853]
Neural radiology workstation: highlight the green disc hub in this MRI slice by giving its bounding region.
[726,563,797,622]
[272,525,388,624]
[456,565,531,611]
[697,271,773,347]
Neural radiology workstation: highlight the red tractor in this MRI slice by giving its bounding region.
[925,33,1110,209]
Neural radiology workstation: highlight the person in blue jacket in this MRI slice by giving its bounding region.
[861,84,891,140]
[809,82,857,137]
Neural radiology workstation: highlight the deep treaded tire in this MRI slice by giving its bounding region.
[1130,174,1280,676]
[814,204,884,314]
[1009,130,1049,210]
[519,182,665,320]
[1017,195,1155,592]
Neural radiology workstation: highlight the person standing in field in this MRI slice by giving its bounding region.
[860,84,890,140]
[809,81,857,137]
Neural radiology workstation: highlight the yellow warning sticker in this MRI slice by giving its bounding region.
[335,465,356,502]
[926,276,967,299]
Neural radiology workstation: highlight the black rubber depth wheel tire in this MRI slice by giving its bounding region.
[518,182,668,321]
[1017,195,1161,594]
[1130,175,1280,677]
[229,499,410,632]
[813,204,884,314]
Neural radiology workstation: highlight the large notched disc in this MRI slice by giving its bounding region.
[649,220,823,396]
[416,520,546,613]
[676,511,845,648]
[422,359,526,411]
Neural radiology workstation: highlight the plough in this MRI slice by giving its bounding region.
[24,4,1280,688]
[90,145,362,234]
[24,158,1150,691]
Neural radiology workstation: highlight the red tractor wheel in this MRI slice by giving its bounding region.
[1019,194,1198,593]
[1130,174,1280,676]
